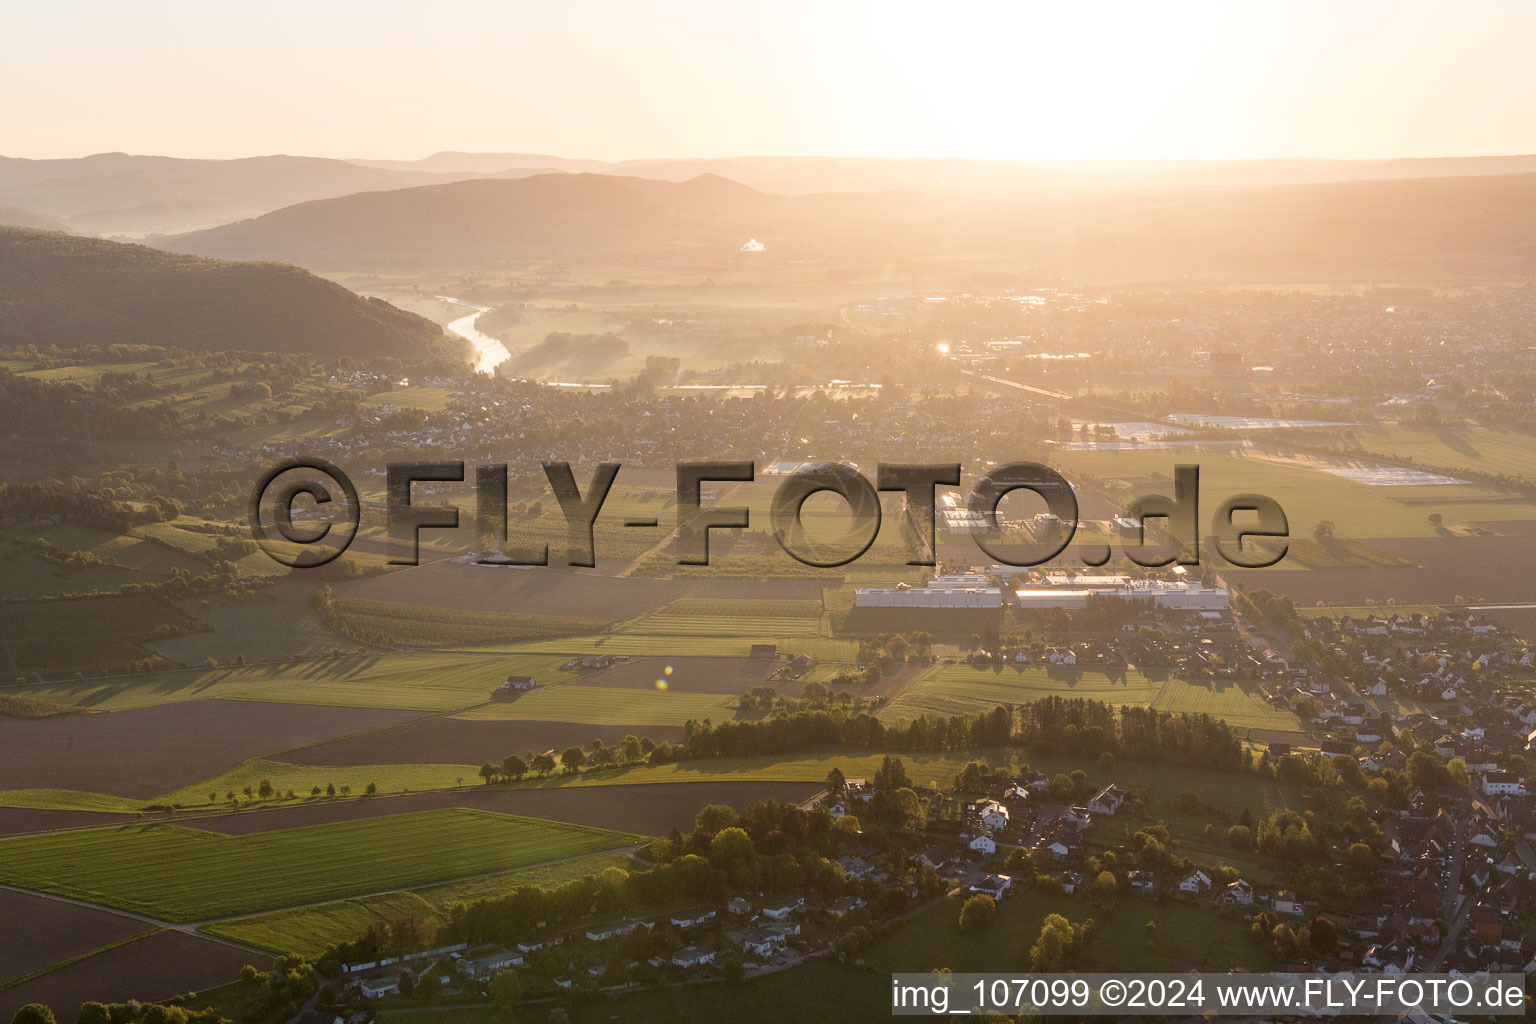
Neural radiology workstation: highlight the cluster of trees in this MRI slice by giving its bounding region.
[0,368,179,440]
[388,797,933,957]
[0,480,174,533]
[10,1005,228,1024]
[856,632,933,664]
[1251,910,1342,959]
[671,696,1244,772]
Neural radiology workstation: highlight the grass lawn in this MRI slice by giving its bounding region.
[0,807,642,921]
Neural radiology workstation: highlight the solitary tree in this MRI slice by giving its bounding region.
[825,766,848,795]
[958,894,997,933]
[503,754,528,782]
[560,747,587,774]
[480,763,498,785]
[10,1005,55,1024]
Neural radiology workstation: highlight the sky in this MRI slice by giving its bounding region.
[5,0,1535,162]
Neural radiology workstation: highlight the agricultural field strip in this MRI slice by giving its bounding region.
[0,807,643,922]
[880,666,1300,731]
[198,852,640,957]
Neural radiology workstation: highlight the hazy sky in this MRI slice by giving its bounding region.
[6,0,1535,162]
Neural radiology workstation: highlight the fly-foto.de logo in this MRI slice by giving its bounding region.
[249,460,1290,570]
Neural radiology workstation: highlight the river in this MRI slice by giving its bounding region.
[438,296,510,375]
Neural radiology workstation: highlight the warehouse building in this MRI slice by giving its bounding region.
[1012,574,1228,611]
[854,574,1003,608]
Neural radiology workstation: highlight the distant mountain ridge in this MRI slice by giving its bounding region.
[157,168,1536,281]
[0,153,492,236]
[0,227,464,364]
[4,150,1534,240]
[0,204,71,233]
[158,172,835,268]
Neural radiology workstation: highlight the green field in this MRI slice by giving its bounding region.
[1348,423,1536,482]
[879,664,1300,733]
[202,890,446,958]
[481,634,859,660]
[0,788,146,812]
[1147,678,1304,732]
[202,851,636,956]
[330,596,607,647]
[1045,445,1490,541]
[13,651,575,712]
[155,760,483,806]
[0,807,643,921]
[456,684,738,725]
[0,594,205,673]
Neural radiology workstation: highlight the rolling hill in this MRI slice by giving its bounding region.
[159,172,845,268]
[160,169,1536,281]
[0,204,71,233]
[0,153,485,236]
[0,228,465,363]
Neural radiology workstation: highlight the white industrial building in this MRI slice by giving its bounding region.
[855,574,1002,608]
[1012,573,1228,612]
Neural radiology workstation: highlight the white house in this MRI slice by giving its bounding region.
[969,874,1012,899]
[1273,891,1304,916]
[1221,879,1255,906]
[1484,773,1526,797]
[1178,869,1212,894]
[966,831,997,856]
[762,896,805,920]
[359,977,399,1000]
[671,947,715,969]
[670,907,717,929]
[975,800,1010,831]
[1088,784,1126,815]
[737,927,786,958]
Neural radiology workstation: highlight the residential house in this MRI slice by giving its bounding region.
[1087,784,1126,815]
[670,907,717,930]
[671,947,716,969]
[359,977,399,1000]
[763,896,805,920]
[969,874,1012,900]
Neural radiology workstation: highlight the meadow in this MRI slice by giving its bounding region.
[0,594,205,674]
[1045,444,1483,541]
[0,807,643,921]
[456,684,738,726]
[879,664,1300,733]
[14,651,570,712]
[328,596,606,647]
[1347,423,1536,482]
[879,665,1163,717]
[201,852,637,956]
